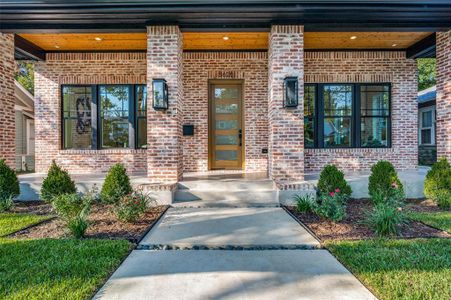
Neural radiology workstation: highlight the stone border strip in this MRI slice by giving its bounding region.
[137,244,323,251]
[282,206,323,245]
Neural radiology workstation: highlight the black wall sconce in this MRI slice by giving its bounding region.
[283,77,298,108]
[152,79,169,110]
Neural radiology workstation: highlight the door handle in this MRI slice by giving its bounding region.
[238,129,242,146]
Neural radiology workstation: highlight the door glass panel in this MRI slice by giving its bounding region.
[216,104,238,114]
[216,135,238,145]
[216,120,238,130]
[216,150,238,161]
[215,87,239,99]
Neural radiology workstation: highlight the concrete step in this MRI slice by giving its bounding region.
[177,178,275,191]
[173,190,278,207]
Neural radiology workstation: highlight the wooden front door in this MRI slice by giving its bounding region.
[209,80,244,170]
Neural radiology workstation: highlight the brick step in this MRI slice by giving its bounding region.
[177,179,275,191]
[173,190,279,207]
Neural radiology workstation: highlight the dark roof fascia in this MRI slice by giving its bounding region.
[14,34,45,61]
[407,33,436,59]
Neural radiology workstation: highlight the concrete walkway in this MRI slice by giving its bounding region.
[95,206,375,300]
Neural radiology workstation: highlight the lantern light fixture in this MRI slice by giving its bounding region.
[152,79,169,110]
[283,77,298,108]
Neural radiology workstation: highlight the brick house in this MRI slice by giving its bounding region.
[1,1,450,203]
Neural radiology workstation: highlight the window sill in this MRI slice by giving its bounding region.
[59,149,147,155]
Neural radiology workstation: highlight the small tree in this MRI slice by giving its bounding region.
[100,163,132,204]
[424,158,451,209]
[317,165,352,198]
[41,161,76,202]
[368,161,404,199]
[0,159,20,199]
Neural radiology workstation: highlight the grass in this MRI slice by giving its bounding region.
[326,238,451,300]
[407,211,451,233]
[0,213,52,237]
[0,238,131,300]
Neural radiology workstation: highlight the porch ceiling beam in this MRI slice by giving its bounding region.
[14,35,46,61]
[406,33,436,59]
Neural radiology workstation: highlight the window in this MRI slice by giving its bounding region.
[62,84,147,150]
[304,83,391,148]
[419,107,435,145]
[62,86,93,149]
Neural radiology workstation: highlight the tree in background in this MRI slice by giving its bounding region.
[15,61,34,95]
[417,58,436,91]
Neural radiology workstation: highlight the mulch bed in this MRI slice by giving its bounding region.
[285,199,449,242]
[10,202,168,243]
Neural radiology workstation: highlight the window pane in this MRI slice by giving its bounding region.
[304,85,315,117]
[102,119,129,148]
[216,135,238,145]
[100,86,130,118]
[216,120,238,130]
[421,129,432,144]
[136,85,147,117]
[360,85,390,116]
[324,117,352,147]
[304,117,314,148]
[216,150,238,161]
[216,104,238,114]
[323,85,353,116]
[361,117,389,147]
[422,111,432,127]
[215,87,239,100]
[137,118,147,149]
[62,86,92,149]
[100,85,130,148]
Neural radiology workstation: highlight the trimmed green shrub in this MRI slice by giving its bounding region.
[435,189,451,210]
[100,164,132,204]
[52,193,92,238]
[368,160,404,199]
[114,191,149,223]
[0,159,20,199]
[366,203,406,236]
[41,161,76,202]
[313,189,347,222]
[424,158,451,208]
[317,165,352,198]
[370,186,405,207]
[0,195,14,212]
[294,194,314,213]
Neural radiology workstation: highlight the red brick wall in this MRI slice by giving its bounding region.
[182,52,268,173]
[436,30,451,161]
[0,33,16,168]
[304,51,418,172]
[268,25,305,183]
[146,26,184,183]
[34,52,147,174]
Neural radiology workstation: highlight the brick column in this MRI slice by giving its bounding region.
[0,33,16,168]
[146,26,183,183]
[436,30,451,161]
[268,25,304,184]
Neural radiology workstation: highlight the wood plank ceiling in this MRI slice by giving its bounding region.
[19,32,432,51]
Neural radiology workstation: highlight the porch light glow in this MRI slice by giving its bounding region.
[223,36,229,41]
[392,43,398,47]
[54,45,60,49]
[94,37,102,41]
[350,36,357,40]
[152,79,169,110]
[283,77,298,108]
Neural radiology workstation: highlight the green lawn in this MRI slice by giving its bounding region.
[327,238,451,300]
[0,238,131,300]
[0,213,51,237]
[407,211,451,233]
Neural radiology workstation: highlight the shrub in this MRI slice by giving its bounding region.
[114,192,149,223]
[424,158,451,207]
[0,159,20,199]
[100,164,132,204]
[366,203,405,236]
[294,194,314,213]
[52,193,91,238]
[0,195,14,212]
[41,161,76,202]
[317,165,352,198]
[368,161,404,199]
[313,189,347,222]
[435,189,451,210]
[370,185,405,207]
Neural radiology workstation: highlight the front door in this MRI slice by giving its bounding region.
[209,80,243,170]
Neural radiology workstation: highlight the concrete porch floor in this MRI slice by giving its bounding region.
[17,167,429,202]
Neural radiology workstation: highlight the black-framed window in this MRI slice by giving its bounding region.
[304,83,391,148]
[62,84,147,150]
